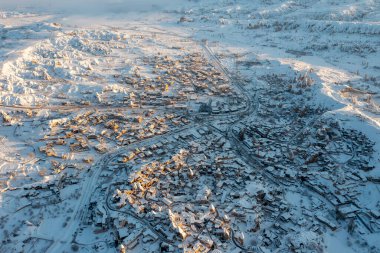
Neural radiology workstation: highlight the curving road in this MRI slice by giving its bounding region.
[45,29,256,253]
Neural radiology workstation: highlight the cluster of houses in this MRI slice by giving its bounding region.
[37,110,190,167]
[81,128,244,252]
[117,51,244,114]
[2,29,378,253]
[228,71,379,251]
[81,125,321,252]
[79,79,379,253]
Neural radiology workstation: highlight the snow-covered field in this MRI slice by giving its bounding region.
[0,1,379,253]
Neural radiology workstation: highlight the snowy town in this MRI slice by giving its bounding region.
[1,1,380,253]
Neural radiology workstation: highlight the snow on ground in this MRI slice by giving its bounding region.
[0,1,380,253]
[178,0,380,162]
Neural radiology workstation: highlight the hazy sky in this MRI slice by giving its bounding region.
[0,0,188,13]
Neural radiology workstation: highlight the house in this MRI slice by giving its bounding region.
[121,228,143,250]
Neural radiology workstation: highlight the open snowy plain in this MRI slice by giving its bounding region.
[0,1,379,252]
